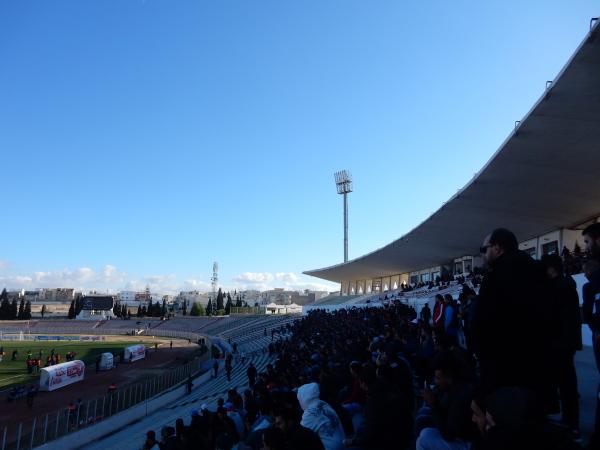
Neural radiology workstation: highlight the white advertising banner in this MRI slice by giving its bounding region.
[99,352,114,370]
[124,344,146,362]
[39,360,85,392]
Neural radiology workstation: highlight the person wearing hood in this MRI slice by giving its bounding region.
[297,383,345,450]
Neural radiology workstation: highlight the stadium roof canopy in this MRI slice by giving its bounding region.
[81,296,114,311]
[305,20,600,283]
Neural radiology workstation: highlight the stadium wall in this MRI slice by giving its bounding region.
[340,224,595,295]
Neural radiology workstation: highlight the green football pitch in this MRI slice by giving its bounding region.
[0,340,141,389]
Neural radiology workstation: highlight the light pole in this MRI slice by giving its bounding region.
[334,170,353,262]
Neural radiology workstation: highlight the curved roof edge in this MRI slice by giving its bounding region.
[305,19,600,283]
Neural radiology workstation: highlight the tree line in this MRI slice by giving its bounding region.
[0,288,32,320]
[188,288,247,316]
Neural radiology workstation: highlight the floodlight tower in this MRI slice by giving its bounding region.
[334,170,353,262]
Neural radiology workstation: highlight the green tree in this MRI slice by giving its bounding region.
[154,301,161,317]
[136,304,142,317]
[113,301,121,318]
[10,299,17,319]
[0,296,9,320]
[74,295,83,315]
[68,300,76,319]
[17,299,25,320]
[225,296,232,315]
[161,299,167,316]
[121,304,127,318]
[206,298,213,316]
[216,289,224,311]
[0,288,7,317]
[190,302,201,316]
[24,301,32,320]
[41,304,47,319]
[182,300,187,316]
[235,296,242,308]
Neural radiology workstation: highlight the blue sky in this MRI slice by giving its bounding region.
[0,0,597,294]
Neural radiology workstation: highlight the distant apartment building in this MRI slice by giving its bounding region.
[261,288,295,305]
[162,295,175,304]
[40,288,74,302]
[117,291,136,302]
[239,290,261,304]
[6,290,22,300]
[134,292,151,302]
[23,290,42,302]
[177,291,211,307]
[290,290,330,306]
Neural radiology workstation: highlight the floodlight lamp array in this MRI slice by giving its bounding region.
[334,170,353,194]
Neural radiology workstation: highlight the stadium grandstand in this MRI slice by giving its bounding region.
[305,17,600,299]
[1,16,599,450]
[76,296,115,321]
[43,19,599,450]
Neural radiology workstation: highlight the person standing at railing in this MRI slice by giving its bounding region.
[247,362,257,388]
[420,303,432,326]
[226,359,232,382]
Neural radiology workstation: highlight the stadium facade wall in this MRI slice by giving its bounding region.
[340,224,594,295]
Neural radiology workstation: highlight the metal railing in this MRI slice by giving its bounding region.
[0,328,209,450]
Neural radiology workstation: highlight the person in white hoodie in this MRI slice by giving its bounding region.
[297,382,345,450]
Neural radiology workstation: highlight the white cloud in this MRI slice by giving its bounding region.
[0,265,127,292]
[231,271,337,293]
[275,272,298,283]
[102,265,126,284]
[182,278,212,290]
[0,260,9,271]
[0,266,338,297]
[233,272,274,283]
[145,274,176,284]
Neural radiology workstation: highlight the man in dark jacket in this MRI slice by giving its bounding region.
[582,224,600,448]
[247,362,257,388]
[582,223,600,371]
[472,229,552,408]
[345,366,412,450]
[273,406,325,450]
[416,352,475,450]
[541,253,582,436]
[474,387,581,450]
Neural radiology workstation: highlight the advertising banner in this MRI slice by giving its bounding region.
[39,360,85,391]
[124,344,145,362]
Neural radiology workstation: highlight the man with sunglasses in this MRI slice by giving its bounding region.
[471,228,553,412]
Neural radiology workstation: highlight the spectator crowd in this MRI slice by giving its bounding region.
[142,225,600,450]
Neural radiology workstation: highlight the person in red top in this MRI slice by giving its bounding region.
[343,361,367,406]
[432,294,446,332]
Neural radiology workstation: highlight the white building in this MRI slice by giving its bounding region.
[117,291,138,302]
[177,291,211,307]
